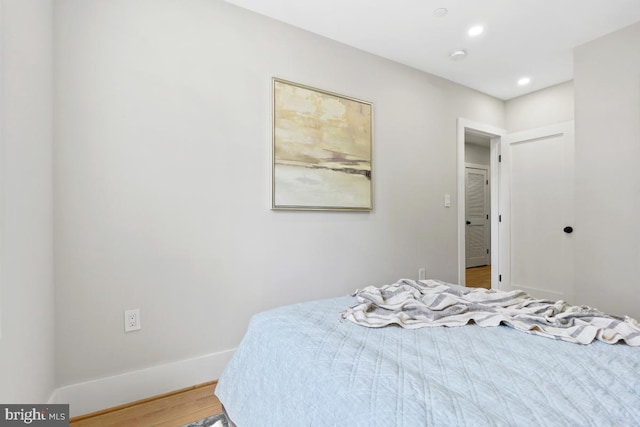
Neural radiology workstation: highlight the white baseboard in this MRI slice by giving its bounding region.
[48,348,235,417]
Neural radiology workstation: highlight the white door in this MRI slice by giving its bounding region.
[465,167,489,268]
[500,121,574,302]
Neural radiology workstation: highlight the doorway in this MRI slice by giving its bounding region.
[465,134,491,288]
[457,119,505,288]
[457,119,574,297]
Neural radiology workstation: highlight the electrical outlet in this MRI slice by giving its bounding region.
[124,309,141,332]
[419,268,426,280]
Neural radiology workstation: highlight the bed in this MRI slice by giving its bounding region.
[215,280,640,426]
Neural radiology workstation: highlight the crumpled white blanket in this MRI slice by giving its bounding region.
[341,279,640,346]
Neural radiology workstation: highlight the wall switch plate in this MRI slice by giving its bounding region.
[124,309,141,332]
[418,268,426,280]
[444,194,451,208]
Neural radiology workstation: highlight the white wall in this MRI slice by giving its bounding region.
[53,0,504,402]
[0,0,55,403]
[505,81,574,132]
[465,143,490,166]
[573,22,640,319]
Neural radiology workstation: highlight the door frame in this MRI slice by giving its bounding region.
[457,118,505,287]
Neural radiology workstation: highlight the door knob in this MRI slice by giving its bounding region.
[466,221,471,225]
[563,226,574,234]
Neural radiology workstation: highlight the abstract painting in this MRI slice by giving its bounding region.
[272,78,373,211]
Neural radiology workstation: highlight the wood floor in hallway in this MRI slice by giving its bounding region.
[466,265,491,289]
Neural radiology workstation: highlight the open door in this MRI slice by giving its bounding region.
[499,121,575,302]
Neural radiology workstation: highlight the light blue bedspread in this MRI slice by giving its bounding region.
[215,296,640,426]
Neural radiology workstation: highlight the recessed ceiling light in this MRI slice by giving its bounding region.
[468,26,484,37]
[433,8,448,18]
[518,77,531,86]
[449,50,467,60]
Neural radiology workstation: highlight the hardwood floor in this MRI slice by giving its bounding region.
[69,381,222,427]
[466,265,491,289]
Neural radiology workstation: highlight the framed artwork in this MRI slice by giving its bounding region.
[272,78,373,211]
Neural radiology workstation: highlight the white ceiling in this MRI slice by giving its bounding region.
[223,0,640,100]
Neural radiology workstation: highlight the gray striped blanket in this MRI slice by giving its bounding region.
[341,279,640,346]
